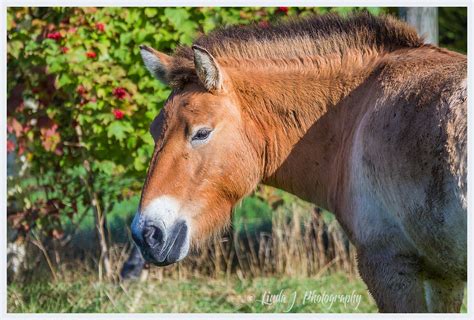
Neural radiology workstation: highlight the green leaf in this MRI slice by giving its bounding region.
[164,8,191,30]
[144,8,158,18]
[24,41,39,53]
[57,73,72,88]
[8,40,24,59]
[95,160,116,175]
[107,121,133,141]
[366,7,382,15]
[119,32,133,45]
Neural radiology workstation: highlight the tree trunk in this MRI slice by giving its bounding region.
[75,125,112,281]
[399,7,439,45]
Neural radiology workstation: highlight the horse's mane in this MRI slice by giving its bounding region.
[166,12,424,87]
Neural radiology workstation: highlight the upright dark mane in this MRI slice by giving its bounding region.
[167,12,424,87]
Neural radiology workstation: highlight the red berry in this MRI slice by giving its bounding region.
[113,109,124,120]
[96,23,105,32]
[113,87,128,100]
[46,32,62,41]
[86,51,97,59]
[277,7,289,14]
[76,85,86,95]
[61,47,69,53]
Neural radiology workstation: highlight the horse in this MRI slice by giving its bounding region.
[129,13,467,312]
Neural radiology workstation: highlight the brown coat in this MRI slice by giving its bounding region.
[132,13,466,312]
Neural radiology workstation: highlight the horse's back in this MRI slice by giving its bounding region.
[351,47,466,278]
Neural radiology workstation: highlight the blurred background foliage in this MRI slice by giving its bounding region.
[6,6,467,293]
[6,7,388,246]
[439,7,467,53]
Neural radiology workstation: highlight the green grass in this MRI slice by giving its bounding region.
[8,272,468,313]
[8,273,378,313]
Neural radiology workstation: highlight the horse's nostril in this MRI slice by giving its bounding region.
[136,218,190,266]
[143,224,165,249]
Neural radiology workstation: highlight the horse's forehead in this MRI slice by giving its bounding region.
[165,88,226,120]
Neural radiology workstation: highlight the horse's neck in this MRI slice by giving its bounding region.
[231,50,383,211]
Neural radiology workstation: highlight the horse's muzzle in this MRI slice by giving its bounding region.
[131,214,190,266]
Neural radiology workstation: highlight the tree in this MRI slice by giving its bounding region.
[399,7,439,45]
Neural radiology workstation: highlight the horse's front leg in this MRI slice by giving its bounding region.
[120,244,146,280]
[357,245,427,312]
[424,277,465,312]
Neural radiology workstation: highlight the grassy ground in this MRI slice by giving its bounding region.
[9,272,379,313]
[8,271,468,313]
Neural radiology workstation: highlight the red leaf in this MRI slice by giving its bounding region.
[7,140,15,153]
[9,118,23,137]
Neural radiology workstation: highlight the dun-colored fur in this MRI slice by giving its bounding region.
[137,13,466,312]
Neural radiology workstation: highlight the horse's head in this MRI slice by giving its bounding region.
[131,45,262,266]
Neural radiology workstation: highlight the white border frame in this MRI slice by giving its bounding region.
[1,1,472,319]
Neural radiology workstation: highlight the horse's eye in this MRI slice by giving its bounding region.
[192,128,212,141]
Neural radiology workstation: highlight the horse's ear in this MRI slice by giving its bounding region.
[192,45,224,92]
[139,45,171,84]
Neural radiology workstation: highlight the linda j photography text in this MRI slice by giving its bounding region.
[255,289,362,311]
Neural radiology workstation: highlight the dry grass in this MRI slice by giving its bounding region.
[10,197,358,284]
